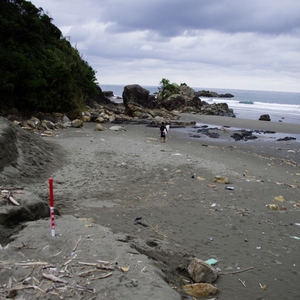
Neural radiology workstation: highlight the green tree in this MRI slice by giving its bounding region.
[0,0,98,113]
[158,78,181,100]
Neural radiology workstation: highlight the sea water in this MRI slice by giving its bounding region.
[100,84,300,125]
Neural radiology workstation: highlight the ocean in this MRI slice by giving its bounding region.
[100,84,300,125]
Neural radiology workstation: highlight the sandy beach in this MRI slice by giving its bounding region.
[0,115,300,300]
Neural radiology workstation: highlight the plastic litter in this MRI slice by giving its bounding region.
[290,236,300,240]
[205,258,218,265]
[225,186,234,190]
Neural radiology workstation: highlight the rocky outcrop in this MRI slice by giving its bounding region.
[259,114,271,121]
[195,90,234,98]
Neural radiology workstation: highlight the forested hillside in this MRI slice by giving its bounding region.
[0,0,98,114]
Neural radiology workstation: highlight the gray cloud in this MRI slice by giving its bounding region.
[29,0,300,91]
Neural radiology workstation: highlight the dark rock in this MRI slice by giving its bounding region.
[103,91,114,97]
[277,136,296,141]
[122,84,156,109]
[259,114,271,121]
[231,130,258,141]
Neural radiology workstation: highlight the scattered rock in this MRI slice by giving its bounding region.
[94,124,106,131]
[213,176,229,184]
[188,258,218,283]
[182,283,219,298]
[109,125,126,131]
[71,119,83,128]
[259,114,271,121]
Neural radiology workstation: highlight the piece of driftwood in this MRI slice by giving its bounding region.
[78,262,115,271]
[73,236,82,252]
[42,273,68,284]
[14,242,36,250]
[219,267,253,275]
[77,268,98,277]
[68,284,95,294]
[15,262,49,266]
[8,194,20,206]
[63,253,77,266]
[90,272,113,280]
[144,220,168,238]
[239,278,246,287]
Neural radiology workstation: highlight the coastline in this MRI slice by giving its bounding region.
[1,116,300,299]
[179,113,300,134]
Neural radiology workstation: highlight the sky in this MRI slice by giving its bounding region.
[29,0,300,92]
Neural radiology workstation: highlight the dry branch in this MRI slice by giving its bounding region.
[219,267,253,275]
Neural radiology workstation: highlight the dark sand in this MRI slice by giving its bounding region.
[1,115,300,299]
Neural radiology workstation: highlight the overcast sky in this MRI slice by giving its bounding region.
[30,0,300,92]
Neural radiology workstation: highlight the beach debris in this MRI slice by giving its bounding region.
[213,176,229,184]
[205,258,218,266]
[182,283,219,298]
[218,267,253,275]
[197,176,206,181]
[266,204,279,210]
[274,195,286,202]
[259,283,267,290]
[109,125,126,131]
[188,258,218,283]
[225,186,235,190]
[207,184,216,188]
[42,273,68,284]
[208,237,214,241]
[134,217,148,227]
[290,236,300,240]
[239,278,247,287]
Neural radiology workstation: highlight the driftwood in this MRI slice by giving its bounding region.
[8,193,20,206]
[1,257,116,299]
[219,267,253,275]
[72,235,82,252]
[42,273,68,284]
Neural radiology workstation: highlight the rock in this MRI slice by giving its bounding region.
[259,114,271,121]
[109,125,126,131]
[182,283,219,298]
[188,258,218,283]
[122,84,156,109]
[71,119,83,128]
[94,124,105,131]
[103,90,114,97]
[213,176,229,184]
[277,136,296,141]
[82,115,91,122]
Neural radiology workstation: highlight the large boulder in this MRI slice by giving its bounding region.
[122,84,156,109]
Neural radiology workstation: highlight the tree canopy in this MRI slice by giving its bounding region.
[0,0,98,113]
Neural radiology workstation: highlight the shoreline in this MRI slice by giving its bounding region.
[179,113,300,134]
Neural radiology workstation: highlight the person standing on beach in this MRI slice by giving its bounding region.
[160,122,168,143]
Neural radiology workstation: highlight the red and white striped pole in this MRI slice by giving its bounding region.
[48,178,55,237]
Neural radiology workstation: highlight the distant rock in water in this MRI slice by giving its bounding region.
[195,90,234,98]
[259,114,271,121]
[239,100,254,104]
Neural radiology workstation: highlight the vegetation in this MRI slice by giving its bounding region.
[0,0,98,114]
[158,78,186,100]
